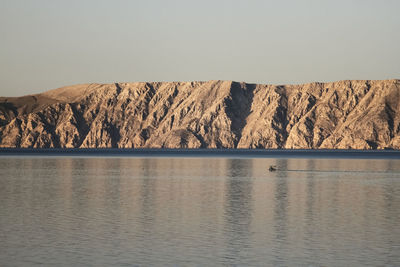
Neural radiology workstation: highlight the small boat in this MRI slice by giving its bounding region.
[269,165,277,172]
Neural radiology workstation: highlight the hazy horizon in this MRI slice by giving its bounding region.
[1,0,399,96]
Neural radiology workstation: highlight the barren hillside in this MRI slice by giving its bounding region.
[1,79,399,149]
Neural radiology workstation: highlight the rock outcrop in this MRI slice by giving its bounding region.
[1,79,399,149]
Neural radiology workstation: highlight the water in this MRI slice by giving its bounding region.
[0,156,399,266]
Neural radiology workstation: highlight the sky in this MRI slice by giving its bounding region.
[1,0,399,96]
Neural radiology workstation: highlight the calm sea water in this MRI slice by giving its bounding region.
[0,156,399,266]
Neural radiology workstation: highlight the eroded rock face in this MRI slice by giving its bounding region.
[0,79,399,149]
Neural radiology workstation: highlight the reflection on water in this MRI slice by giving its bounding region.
[0,157,399,266]
[223,159,253,265]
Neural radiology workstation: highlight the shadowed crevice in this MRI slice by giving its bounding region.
[69,103,90,148]
[224,82,256,148]
[115,83,122,95]
[189,130,207,148]
[274,86,289,148]
[140,83,157,121]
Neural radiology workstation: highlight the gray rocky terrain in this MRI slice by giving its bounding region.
[0,79,399,149]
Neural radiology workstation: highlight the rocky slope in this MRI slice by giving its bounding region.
[0,79,399,149]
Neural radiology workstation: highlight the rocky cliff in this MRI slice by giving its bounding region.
[1,79,399,149]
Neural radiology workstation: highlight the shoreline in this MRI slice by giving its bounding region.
[1,148,399,159]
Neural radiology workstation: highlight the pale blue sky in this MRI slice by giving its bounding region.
[1,0,399,96]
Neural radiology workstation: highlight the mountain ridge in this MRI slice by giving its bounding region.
[1,79,399,149]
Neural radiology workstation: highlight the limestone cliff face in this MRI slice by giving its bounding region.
[1,79,399,149]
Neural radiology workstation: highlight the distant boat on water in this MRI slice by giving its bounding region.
[269,165,277,172]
